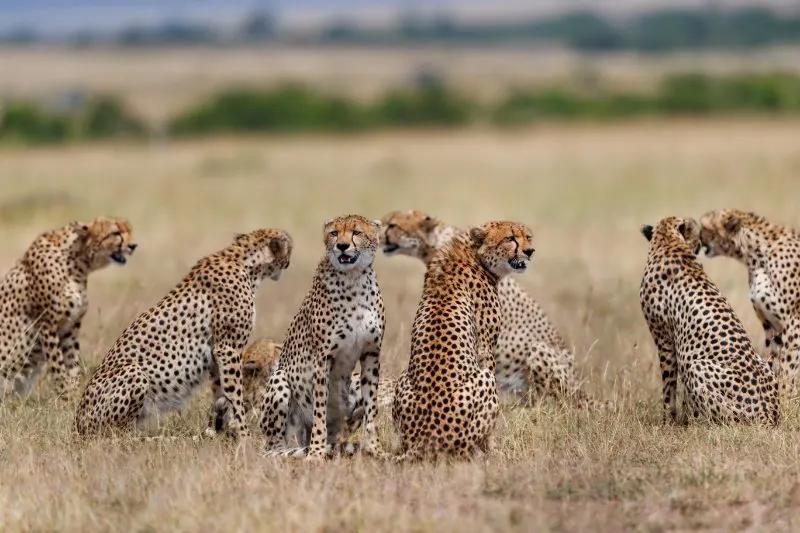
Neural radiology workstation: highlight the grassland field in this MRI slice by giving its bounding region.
[0,117,799,532]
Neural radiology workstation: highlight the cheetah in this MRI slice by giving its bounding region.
[258,214,386,460]
[639,216,779,426]
[74,228,293,438]
[380,209,600,409]
[0,217,136,398]
[238,336,395,450]
[699,208,800,397]
[392,221,535,461]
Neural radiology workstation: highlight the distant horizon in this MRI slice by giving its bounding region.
[1,0,798,35]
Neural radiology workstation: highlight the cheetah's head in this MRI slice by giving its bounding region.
[233,229,293,281]
[73,216,137,271]
[698,208,756,260]
[640,216,701,255]
[241,338,283,413]
[470,220,535,278]
[379,209,440,261]
[324,214,381,272]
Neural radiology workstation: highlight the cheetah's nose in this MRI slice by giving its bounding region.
[523,248,535,259]
[336,243,350,251]
[129,244,138,252]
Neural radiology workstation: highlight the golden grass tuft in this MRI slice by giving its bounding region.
[1,118,800,531]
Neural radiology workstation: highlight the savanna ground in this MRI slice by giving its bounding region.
[1,118,800,532]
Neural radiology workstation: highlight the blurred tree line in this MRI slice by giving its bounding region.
[2,6,800,52]
[3,72,800,145]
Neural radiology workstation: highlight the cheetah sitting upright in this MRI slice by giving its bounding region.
[639,216,779,426]
[74,228,293,438]
[0,217,137,398]
[259,214,386,460]
[392,221,535,461]
[699,208,800,397]
[380,209,601,409]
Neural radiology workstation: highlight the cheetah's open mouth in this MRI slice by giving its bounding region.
[338,253,359,265]
[110,251,127,265]
[508,258,527,271]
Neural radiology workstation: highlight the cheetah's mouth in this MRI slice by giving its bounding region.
[110,251,127,265]
[508,258,528,271]
[382,244,400,254]
[338,253,359,265]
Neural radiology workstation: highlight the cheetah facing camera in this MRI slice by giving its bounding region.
[259,214,386,461]
[0,217,137,398]
[699,208,800,398]
[380,209,602,410]
[639,216,779,426]
[74,228,293,438]
[392,220,535,461]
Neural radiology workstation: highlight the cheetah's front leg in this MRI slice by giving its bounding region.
[212,342,250,440]
[774,315,800,400]
[307,348,332,461]
[357,350,387,458]
[654,337,679,424]
[203,363,230,438]
[59,320,84,388]
[40,324,73,397]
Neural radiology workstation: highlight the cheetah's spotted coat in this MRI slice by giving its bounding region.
[74,228,292,438]
[639,216,779,426]
[0,217,136,398]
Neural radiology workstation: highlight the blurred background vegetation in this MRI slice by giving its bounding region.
[2,1,800,144]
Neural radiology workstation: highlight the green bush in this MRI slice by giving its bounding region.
[169,84,369,135]
[0,102,74,144]
[83,96,147,139]
[656,73,800,114]
[370,84,473,127]
[493,89,594,124]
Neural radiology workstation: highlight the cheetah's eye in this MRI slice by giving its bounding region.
[506,236,516,243]
[352,230,362,236]
[329,230,338,238]
[387,223,396,229]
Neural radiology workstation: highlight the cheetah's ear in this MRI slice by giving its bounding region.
[70,221,92,238]
[640,224,654,242]
[233,232,246,243]
[469,226,487,246]
[420,215,438,233]
[678,218,700,242]
[723,214,742,235]
[269,236,288,257]
[323,218,334,228]
[371,219,382,230]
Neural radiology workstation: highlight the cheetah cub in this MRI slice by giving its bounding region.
[639,216,779,426]
[0,217,136,398]
[260,214,386,460]
[74,228,293,438]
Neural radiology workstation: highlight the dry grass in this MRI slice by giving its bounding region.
[1,118,800,531]
[3,45,800,122]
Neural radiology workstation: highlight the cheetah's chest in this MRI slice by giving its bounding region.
[329,305,382,378]
[750,269,781,330]
[61,279,87,330]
